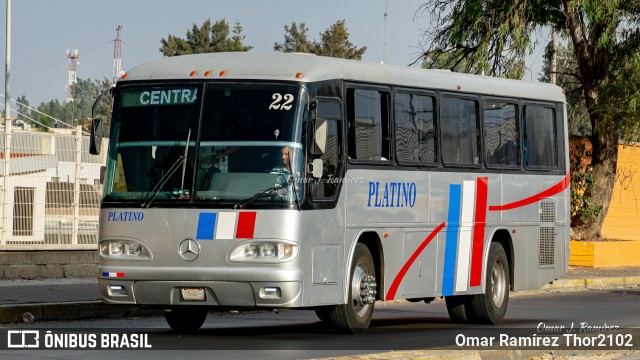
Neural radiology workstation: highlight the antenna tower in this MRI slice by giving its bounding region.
[113,25,123,84]
[65,49,79,103]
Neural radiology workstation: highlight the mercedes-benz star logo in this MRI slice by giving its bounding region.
[178,238,201,262]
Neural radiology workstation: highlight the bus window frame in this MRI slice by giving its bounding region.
[310,96,344,203]
[521,101,560,172]
[481,97,522,171]
[393,88,439,168]
[439,93,482,169]
[344,83,394,166]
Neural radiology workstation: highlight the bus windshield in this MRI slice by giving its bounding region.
[104,83,305,206]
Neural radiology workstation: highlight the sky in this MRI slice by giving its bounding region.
[0,0,548,111]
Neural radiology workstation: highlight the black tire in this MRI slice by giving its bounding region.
[468,242,510,324]
[164,307,208,332]
[325,244,377,334]
[445,295,473,323]
[314,306,334,323]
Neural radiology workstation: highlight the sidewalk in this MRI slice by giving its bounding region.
[0,266,639,324]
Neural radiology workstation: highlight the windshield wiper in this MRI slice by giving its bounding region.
[234,181,290,209]
[141,129,192,208]
[141,154,185,208]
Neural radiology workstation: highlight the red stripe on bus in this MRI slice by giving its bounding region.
[488,173,570,211]
[385,222,445,301]
[470,177,488,287]
[235,211,256,239]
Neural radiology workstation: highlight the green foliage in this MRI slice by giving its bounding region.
[36,77,113,131]
[419,0,640,235]
[539,41,591,136]
[16,95,31,121]
[274,20,366,60]
[274,22,312,53]
[159,19,253,57]
[570,141,601,226]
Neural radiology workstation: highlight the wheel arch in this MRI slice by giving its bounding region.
[346,230,384,302]
[488,229,515,291]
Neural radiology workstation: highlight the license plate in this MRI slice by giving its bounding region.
[181,287,205,301]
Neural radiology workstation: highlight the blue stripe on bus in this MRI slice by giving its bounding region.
[442,184,461,297]
[196,212,217,240]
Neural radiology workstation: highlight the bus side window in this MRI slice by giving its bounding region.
[346,88,391,161]
[523,105,557,168]
[311,98,342,199]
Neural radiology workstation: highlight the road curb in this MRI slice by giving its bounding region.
[0,301,158,324]
[542,276,640,290]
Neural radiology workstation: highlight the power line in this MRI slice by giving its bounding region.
[14,39,113,81]
[0,93,88,134]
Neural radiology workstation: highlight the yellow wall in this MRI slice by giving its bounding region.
[601,144,640,240]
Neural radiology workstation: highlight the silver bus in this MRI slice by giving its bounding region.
[90,52,569,334]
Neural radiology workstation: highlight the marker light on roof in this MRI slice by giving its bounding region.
[218,70,227,77]
[121,73,129,80]
[189,70,198,77]
[295,72,303,79]
[203,70,212,77]
[456,85,461,90]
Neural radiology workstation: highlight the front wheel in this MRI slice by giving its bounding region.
[324,244,377,334]
[164,306,208,332]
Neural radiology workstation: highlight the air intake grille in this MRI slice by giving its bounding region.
[539,226,555,266]
[540,202,556,223]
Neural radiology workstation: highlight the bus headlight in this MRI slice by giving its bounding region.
[100,239,151,260]
[229,241,298,263]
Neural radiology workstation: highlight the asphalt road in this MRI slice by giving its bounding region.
[1,289,640,359]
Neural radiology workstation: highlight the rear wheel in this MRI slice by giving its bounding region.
[445,242,509,324]
[470,242,509,324]
[324,244,377,334]
[164,307,208,332]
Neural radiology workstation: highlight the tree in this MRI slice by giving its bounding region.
[160,19,252,56]
[16,95,31,121]
[274,22,312,53]
[274,20,367,60]
[34,77,113,131]
[538,41,590,136]
[418,1,640,239]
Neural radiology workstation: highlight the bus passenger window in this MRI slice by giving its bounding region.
[346,88,391,161]
[484,102,519,167]
[395,93,436,164]
[441,97,479,166]
[523,106,557,168]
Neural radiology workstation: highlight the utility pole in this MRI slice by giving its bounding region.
[550,30,557,85]
[2,0,11,244]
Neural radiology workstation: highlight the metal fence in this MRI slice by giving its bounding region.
[0,126,107,250]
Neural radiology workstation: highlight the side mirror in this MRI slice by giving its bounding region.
[89,117,103,155]
[311,158,323,179]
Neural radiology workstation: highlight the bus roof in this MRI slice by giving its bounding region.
[121,52,566,103]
